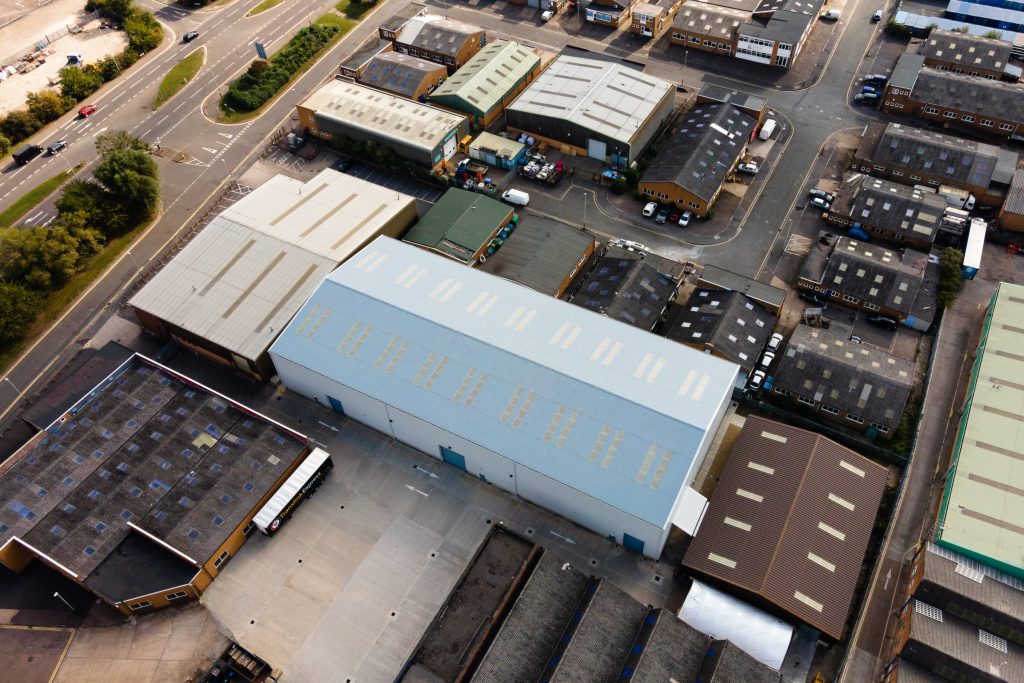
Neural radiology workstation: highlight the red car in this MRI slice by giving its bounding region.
[667,210,681,223]
[79,104,97,117]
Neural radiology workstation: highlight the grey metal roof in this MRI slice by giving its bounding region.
[396,14,482,57]
[702,0,761,13]
[0,355,309,582]
[994,148,1019,186]
[698,84,768,117]
[682,415,889,639]
[470,552,588,683]
[921,28,1013,70]
[869,122,1000,188]
[641,103,756,202]
[634,0,678,18]
[698,265,788,310]
[1004,168,1024,216]
[673,4,746,40]
[358,51,445,98]
[905,600,1024,681]
[890,658,946,683]
[630,611,709,683]
[430,41,540,116]
[739,8,819,44]
[506,54,675,147]
[129,170,416,363]
[921,542,1024,626]
[84,531,196,602]
[698,640,784,683]
[910,67,1024,124]
[774,326,914,427]
[888,52,926,91]
[664,289,776,370]
[477,216,596,297]
[300,79,468,154]
[830,174,944,243]
[808,235,930,316]
[571,255,678,331]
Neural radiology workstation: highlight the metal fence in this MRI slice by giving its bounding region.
[1,10,99,72]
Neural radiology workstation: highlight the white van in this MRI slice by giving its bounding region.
[758,118,777,141]
[820,9,841,19]
[502,189,530,206]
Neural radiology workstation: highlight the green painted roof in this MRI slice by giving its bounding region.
[936,281,1024,579]
[403,189,511,263]
[430,41,540,117]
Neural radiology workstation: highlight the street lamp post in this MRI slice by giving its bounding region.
[3,377,20,394]
[125,250,140,271]
[582,191,588,229]
[53,591,76,613]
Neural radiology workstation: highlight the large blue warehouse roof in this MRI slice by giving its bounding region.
[270,237,739,527]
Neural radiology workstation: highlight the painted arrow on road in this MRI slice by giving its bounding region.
[317,420,338,432]
[405,485,429,497]
[413,465,439,479]
[550,531,576,544]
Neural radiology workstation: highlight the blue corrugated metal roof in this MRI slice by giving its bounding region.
[270,237,739,527]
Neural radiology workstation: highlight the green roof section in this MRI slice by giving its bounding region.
[935,281,1024,579]
[429,41,540,118]
[403,188,511,263]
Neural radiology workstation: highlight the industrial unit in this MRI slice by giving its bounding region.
[0,355,318,615]
[429,41,541,127]
[130,170,418,380]
[402,188,513,265]
[296,79,470,170]
[270,237,740,558]
[505,53,675,165]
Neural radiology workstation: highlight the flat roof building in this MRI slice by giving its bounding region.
[296,79,470,171]
[936,282,1024,579]
[130,170,417,380]
[682,416,888,639]
[505,53,675,165]
[270,236,740,558]
[429,41,541,127]
[0,354,316,615]
[403,189,513,265]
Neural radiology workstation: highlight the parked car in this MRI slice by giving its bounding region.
[854,92,880,104]
[334,157,353,172]
[642,201,658,217]
[678,210,692,227]
[871,10,883,22]
[866,315,898,330]
[183,31,200,42]
[667,209,681,223]
[799,291,827,306]
[541,9,554,20]
[47,139,68,155]
[609,238,652,253]
[862,74,888,87]
[860,85,879,95]
[808,188,834,202]
[810,196,832,210]
[758,351,776,370]
[655,208,669,224]
[737,162,759,175]
[78,104,97,117]
[749,370,766,391]
[766,332,784,352]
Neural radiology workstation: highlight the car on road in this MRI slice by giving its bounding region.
[871,9,883,22]
[183,31,200,42]
[655,207,669,224]
[642,201,658,217]
[749,370,766,391]
[758,351,776,369]
[866,315,898,330]
[854,92,880,105]
[799,291,827,306]
[810,196,832,210]
[78,104,97,117]
[47,139,68,155]
[808,188,834,202]
[766,332,784,352]
[737,162,759,174]
[678,210,692,227]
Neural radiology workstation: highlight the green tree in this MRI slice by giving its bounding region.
[56,179,130,237]
[0,110,41,143]
[124,12,162,53]
[95,130,150,155]
[56,179,106,216]
[59,66,105,101]
[26,90,73,124]
[938,247,965,308]
[53,210,105,259]
[0,226,82,290]
[0,281,42,343]
[0,133,10,157]
[94,149,160,217]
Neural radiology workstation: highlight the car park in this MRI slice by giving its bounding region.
[78,104,97,117]
[866,315,898,330]
[47,139,68,155]
[655,208,669,224]
[678,210,692,227]
[854,92,880,104]
[184,31,200,42]
[643,201,658,217]
[766,332,784,352]
[810,196,832,210]
[749,370,766,391]
[808,188,834,202]
[737,162,759,174]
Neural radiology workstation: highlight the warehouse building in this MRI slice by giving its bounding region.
[477,215,596,297]
[824,174,945,247]
[505,53,675,165]
[570,254,677,331]
[919,28,1018,80]
[999,168,1024,232]
[296,79,470,171]
[639,102,756,217]
[682,416,888,639]
[664,289,777,372]
[698,265,787,315]
[403,189,513,265]
[429,41,541,127]
[0,354,318,615]
[356,50,448,100]
[935,282,1024,579]
[130,169,417,380]
[670,3,747,56]
[270,237,740,558]
[468,131,527,171]
[383,13,486,74]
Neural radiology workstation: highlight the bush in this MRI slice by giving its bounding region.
[938,247,965,307]
[609,178,628,194]
[125,11,162,53]
[0,134,10,157]
[0,227,83,290]
[224,24,341,112]
[26,90,74,124]
[0,282,42,343]
[0,110,42,142]
[59,66,106,101]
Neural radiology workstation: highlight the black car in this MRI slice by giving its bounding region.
[334,157,353,172]
[47,139,68,155]
[799,291,827,306]
[866,315,898,330]
[183,31,199,43]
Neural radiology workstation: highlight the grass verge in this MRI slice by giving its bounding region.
[335,0,374,20]
[154,49,206,109]
[218,13,354,123]
[0,166,80,227]
[249,0,285,16]
[0,217,152,375]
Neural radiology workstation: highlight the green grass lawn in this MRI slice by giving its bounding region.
[0,165,80,227]
[249,0,285,16]
[154,49,205,109]
[335,0,374,20]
